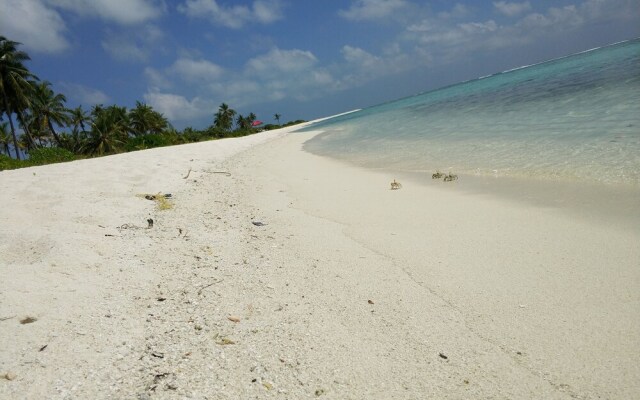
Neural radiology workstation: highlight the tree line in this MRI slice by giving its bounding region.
[0,36,304,170]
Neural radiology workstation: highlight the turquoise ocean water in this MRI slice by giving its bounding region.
[301,38,640,187]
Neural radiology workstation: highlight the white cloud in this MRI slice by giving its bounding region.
[47,0,163,24]
[459,20,498,34]
[144,67,172,89]
[57,82,110,105]
[408,18,498,47]
[493,1,531,17]
[178,0,283,29]
[0,0,69,53]
[246,48,318,77]
[169,58,225,83]
[339,0,408,21]
[143,91,211,121]
[251,0,284,24]
[143,46,338,117]
[342,45,380,69]
[403,0,637,63]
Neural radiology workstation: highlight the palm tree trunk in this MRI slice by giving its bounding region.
[2,92,21,160]
[16,111,36,151]
[47,119,63,147]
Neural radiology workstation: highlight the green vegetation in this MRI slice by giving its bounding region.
[0,36,305,171]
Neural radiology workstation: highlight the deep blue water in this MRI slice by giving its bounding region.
[301,38,640,185]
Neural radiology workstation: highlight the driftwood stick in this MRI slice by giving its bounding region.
[197,279,224,295]
[183,168,192,179]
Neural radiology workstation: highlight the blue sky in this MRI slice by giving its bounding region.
[1,0,639,129]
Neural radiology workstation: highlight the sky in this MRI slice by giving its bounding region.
[1,0,639,129]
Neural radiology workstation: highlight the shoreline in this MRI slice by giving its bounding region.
[298,126,640,234]
[1,125,639,398]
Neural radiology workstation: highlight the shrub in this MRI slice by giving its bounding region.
[0,154,25,170]
[27,147,76,165]
[125,134,175,152]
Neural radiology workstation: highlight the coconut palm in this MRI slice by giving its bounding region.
[213,103,236,131]
[236,114,249,130]
[129,101,168,136]
[247,112,257,127]
[0,122,10,155]
[70,105,90,134]
[0,36,38,159]
[30,81,70,147]
[274,113,281,124]
[83,105,130,155]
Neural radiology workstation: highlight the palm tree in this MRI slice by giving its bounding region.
[247,112,257,128]
[83,105,129,155]
[30,81,70,147]
[70,105,90,134]
[274,113,281,124]
[213,103,236,131]
[129,101,168,136]
[0,122,11,155]
[236,114,249,130]
[0,36,38,159]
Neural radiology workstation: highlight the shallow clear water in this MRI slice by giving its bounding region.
[301,39,640,186]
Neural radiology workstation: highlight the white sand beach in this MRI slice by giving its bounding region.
[1,124,639,399]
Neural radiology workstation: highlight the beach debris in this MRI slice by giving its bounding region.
[20,316,37,324]
[156,297,166,302]
[151,352,165,359]
[39,344,48,352]
[150,372,175,392]
[0,315,15,321]
[216,337,236,345]
[315,388,326,396]
[143,193,172,201]
[262,381,274,390]
[443,173,458,182]
[209,170,232,176]
[197,279,224,295]
[138,193,173,210]
[390,179,402,190]
[252,221,267,226]
[183,167,192,179]
[227,316,241,323]
[1,372,17,381]
[432,170,444,179]
[147,218,154,229]
[368,300,374,304]
[439,353,448,360]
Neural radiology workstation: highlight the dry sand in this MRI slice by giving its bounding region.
[1,124,638,399]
